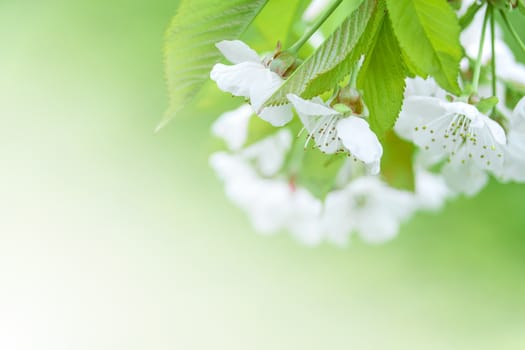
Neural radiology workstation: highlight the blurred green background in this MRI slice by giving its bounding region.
[1,0,525,349]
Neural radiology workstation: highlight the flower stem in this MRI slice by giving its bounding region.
[499,10,525,56]
[489,5,497,100]
[288,0,343,54]
[472,5,490,94]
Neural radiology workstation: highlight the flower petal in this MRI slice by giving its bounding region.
[242,129,292,176]
[286,94,338,116]
[211,104,253,150]
[210,62,267,98]
[258,104,294,127]
[336,117,383,174]
[441,159,489,196]
[215,40,260,64]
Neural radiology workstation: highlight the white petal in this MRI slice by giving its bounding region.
[211,104,253,150]
[210,62,267,98]
[323,189,355,245]
[441,159,489,196]
[396,96,448,143]
[215,40,260,64]
[286,188,324,245]
[249,69,284,111]
[242,129,292,176]
[499,139,525,182]
[415,168,454,211]
[357,215,399,244]
[336,117,383,174]
[209,152,256,182]
[258,104,293,127]
[511,96,525,132]
[287,94,342,154]
[404,77,446,99]
[287,94,337,116]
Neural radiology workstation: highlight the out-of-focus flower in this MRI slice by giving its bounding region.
[323,177,416,244]
[404,77,447,99]
[287,93,383,174]
[414,166,455,211]
[240,129,292,177]
[210,40,293,126]
[499,97,525,182]
[211,104,252,151]
[210,130,325,245]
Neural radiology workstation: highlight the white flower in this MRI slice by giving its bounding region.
[323,177,415,244]
[398,96,507,195]
[400,97,506,173]
[210,40,293,127]
[209,130,325,245]
[211,104,252,151]
[396,77,447,141]
[499,97,525,182]
[414,167,454,211]
[287,94,383,174]
[240,129,292,177]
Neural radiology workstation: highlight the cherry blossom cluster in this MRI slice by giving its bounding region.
[208,0,525,245]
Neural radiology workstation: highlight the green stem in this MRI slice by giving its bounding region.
[490,5,497,100]
[500,10,525,56]
[472,5,490,94]
[288,0,343,54]
[349,60,360,88]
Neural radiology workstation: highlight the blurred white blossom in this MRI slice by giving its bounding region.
[211,104,252,151]
[323,177,415,244]
[499,97,525,182]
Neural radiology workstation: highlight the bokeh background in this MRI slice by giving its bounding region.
[1,0,525,349]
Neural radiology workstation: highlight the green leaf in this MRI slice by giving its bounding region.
[250,0,306,48]
[381,131,416,191]
[302,0,386,98]
[160,0,268,130]
[386,0,462,94]
[264,0,378,106]
[357,15,406,136]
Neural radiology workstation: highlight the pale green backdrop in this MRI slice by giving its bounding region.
[0,1,524,349]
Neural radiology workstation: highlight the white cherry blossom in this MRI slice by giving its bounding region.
[211,104,252,151]
[499,97,525,182]
[414,167,455,211]
[287,94,383,174]
[323,177,415,245]
[210,40,293,127]
[395,77,447,141]
[401,97,506,170]
[209,130,325,245]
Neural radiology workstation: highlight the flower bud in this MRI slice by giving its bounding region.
[268,50,301,78]
[336,86,365,116]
